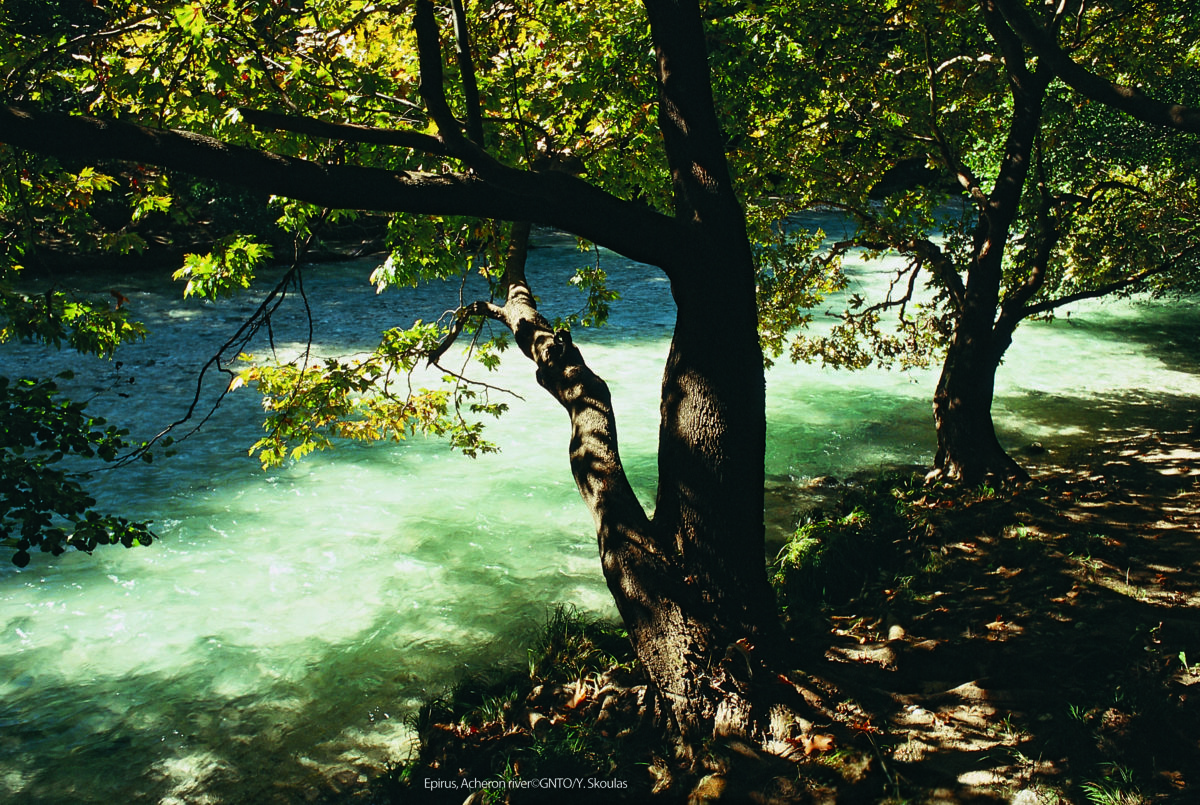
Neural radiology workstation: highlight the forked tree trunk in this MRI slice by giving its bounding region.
[494,227,812,759]
[502,0,825,758]
[626,240,785,747]
[930,10,1050,488]
[611,0,813,752]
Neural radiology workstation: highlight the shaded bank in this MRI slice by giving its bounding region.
[370,424,1200,802]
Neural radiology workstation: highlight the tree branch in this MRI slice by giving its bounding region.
[426,299,504,366]
[993,0,1200,134]
[237,108,447,154]
[0,104,681,269]
[980,0,1033,87]
[834,256,922,322]
[859,235,967,311]
[971,0,1052,306]
[450,0,485,145]
[1052,179,1149,208]
[915,238,966,310]
[431,223,657,560]
[1019,262,1172,318]
[499,273,657,563]
[995,202,1057,335]
[413,2,452,128]
[415,0,476,159]
[921,25,987,207]
[643,0,743,231]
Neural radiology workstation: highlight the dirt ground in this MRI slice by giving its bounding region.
[818,425,1200,802]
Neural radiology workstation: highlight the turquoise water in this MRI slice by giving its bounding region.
[1,227,1197,803]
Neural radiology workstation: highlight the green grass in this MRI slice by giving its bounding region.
[773,473,917,608]
[527,605,634,684]
[377,605,651,802]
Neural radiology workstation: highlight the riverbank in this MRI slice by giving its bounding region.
[17,212,389,277]
[356,424,1200,803]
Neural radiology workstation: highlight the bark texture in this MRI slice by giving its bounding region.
[932,333,1027,485]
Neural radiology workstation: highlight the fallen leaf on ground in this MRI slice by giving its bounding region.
[799,733,835,755]
[1161,770,1186,788]
[565,680,587,709]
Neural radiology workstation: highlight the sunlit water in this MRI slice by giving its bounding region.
[2,221,1198,803]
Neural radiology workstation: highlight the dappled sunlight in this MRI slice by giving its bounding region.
[783,424,1200,801]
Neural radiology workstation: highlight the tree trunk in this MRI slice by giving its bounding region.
[932,324,1028,485]
[625,237,786,748]
[930,7,1049,488]
[595,0,816,756]
[491,223,815,764]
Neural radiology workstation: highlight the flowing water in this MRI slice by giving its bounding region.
[1,220,1198,803]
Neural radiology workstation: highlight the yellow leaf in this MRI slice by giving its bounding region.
[800,733,835,756]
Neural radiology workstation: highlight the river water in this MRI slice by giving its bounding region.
[1,221,1198,803]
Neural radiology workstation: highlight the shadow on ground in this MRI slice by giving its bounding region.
[360,415,1200,804]
[805,423,1200,803]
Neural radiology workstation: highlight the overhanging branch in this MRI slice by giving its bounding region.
[1019,243,1200,321]
[1019,262,1170,319]
[866,236,966,311]
[0,104,681,269]
[427,222,657,561]
[238,108,447,154]
[994,0,1200,134]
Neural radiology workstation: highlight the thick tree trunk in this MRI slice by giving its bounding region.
[629,237,786,749]
[488,224,808,761]
[598,0,817,757]
[932,326,1028,485]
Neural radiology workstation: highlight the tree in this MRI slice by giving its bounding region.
[0,0,839,776]
[761,0,1200,484]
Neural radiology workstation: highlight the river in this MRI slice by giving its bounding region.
[2,220,1198,803]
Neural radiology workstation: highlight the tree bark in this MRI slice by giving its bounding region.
[622,0,804,752]
[930,3,1049,486]
[0,104,682,270]
[932,328,1028,485]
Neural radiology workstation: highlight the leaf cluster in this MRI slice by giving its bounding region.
[740,0,1200,373]
[0,375,154,567]
[173,233,273,299]
[560,250,619,330]
[239,321,507,468]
